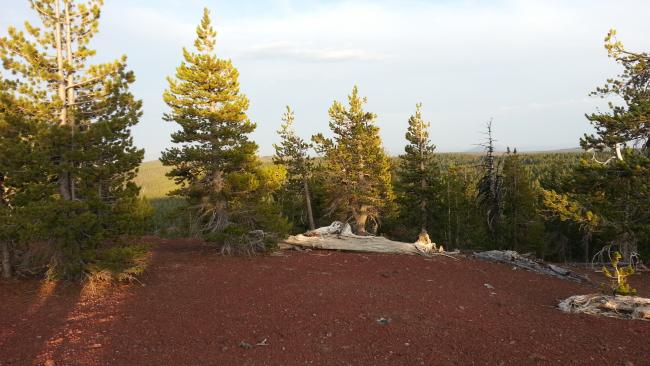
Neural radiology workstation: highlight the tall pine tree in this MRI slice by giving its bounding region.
[313,86,394,235]
[397,103,440,238]
[161,8,288,245]
[273,106,316,231]
[0,0,145,278]
[501,148,544,254]
[0,0,143,203]
[575,29,650,258]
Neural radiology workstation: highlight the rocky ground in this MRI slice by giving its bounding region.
[1,238,649,365]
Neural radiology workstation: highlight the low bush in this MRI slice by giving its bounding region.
[602,251,637,296]
[205,225,280,256]
[83,243,150,293]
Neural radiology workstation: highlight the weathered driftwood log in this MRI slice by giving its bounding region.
[283,233,423,255]
[559,294,650,321]
[283,222,456,257]
[474,250,587,282]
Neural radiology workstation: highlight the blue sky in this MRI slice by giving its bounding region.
[2,0,650,160]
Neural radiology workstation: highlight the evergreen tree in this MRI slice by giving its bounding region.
[574,30,650,258]
[273,106,316,230]
[476,119,504,243]
[582,29,650,156]
[0,91,53,278]
[313,86,394,235]
[438,164,487,249]
[501,148,544,253]
[160,8,288,246]
[0,0,145,278]
[397,103,440,238]
[0,0,143,202]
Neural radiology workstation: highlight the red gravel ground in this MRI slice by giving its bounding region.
[1,238,649,366]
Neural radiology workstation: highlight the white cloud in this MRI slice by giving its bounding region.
[239,41,387,62]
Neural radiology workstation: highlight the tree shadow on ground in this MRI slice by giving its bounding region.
[0,279,82,365]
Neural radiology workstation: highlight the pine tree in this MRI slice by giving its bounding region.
[438,164,487,249]
[0,91,53,278]
[0,0,143,202]
[476,119,503,244]
[0,0,145,278]
[582,29,650,156]
[313,86,394,235]
[273,106,316,230]
[160,8,288,245]
[574,30,650,258]
[397,103,440,238]
[501,148,544,253]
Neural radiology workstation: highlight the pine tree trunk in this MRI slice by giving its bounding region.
[1,241,11,279]
[54,0,72,200]
[355,214,368,235]
[420,160,427,232]
[302,178,315,231]
[64,1,76,200]
[54,0,66,126]
[447,179,448,245]
[354,206,369,235]
[454,193,459,246]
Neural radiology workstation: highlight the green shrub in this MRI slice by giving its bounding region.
[84,244,150,292]
[16,198,154,281]
[602,251,637,296]
[205,224,280,255]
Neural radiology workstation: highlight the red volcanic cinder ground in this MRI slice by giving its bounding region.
[1,238,649,366]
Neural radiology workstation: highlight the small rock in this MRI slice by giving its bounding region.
[548,264,570,276]
[45,360,55,366]
[239,341,253,350]
[376,317,391,325]
[484,283,495,289]
[528,353,546,361]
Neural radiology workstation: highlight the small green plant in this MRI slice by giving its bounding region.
[83,244,150,294]
[602,251,637,296]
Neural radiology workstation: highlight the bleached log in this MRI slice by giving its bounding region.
[559,294,650,321]
[474,250,587,282]
[285,222,458,257]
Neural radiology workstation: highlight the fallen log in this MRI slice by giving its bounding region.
[559,294,650,321]
[283,234,422,255]
[474,250,587,282]
[282,221,458,258]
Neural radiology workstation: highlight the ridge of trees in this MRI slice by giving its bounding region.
[1,1,648,282]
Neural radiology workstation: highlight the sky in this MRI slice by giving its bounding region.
[2,0,650,160]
